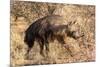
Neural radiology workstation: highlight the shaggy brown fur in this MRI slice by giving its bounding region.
[24,15,84,58]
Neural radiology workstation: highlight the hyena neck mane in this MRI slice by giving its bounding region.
[50,24,68,32]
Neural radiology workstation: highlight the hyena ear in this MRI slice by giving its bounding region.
[72,20,77,24]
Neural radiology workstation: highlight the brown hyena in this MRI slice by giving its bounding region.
[49,20,84,43]
[24,15,84,58]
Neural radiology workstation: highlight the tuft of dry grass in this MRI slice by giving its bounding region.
[10,1,95,66]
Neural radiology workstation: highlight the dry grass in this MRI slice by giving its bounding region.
[10,1,95,66]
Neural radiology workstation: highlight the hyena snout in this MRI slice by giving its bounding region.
[71,31,84,39]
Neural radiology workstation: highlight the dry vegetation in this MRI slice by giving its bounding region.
[10,0,95,66]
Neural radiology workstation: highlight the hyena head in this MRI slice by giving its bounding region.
[66,20,84,39]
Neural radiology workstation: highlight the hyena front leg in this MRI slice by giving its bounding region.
[56,35,66,44]
[44,40,49,57]
[39,39,45,57]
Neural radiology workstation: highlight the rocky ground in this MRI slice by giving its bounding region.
[10,1,95,66]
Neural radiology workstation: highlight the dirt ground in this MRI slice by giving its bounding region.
[10,1,95,66]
